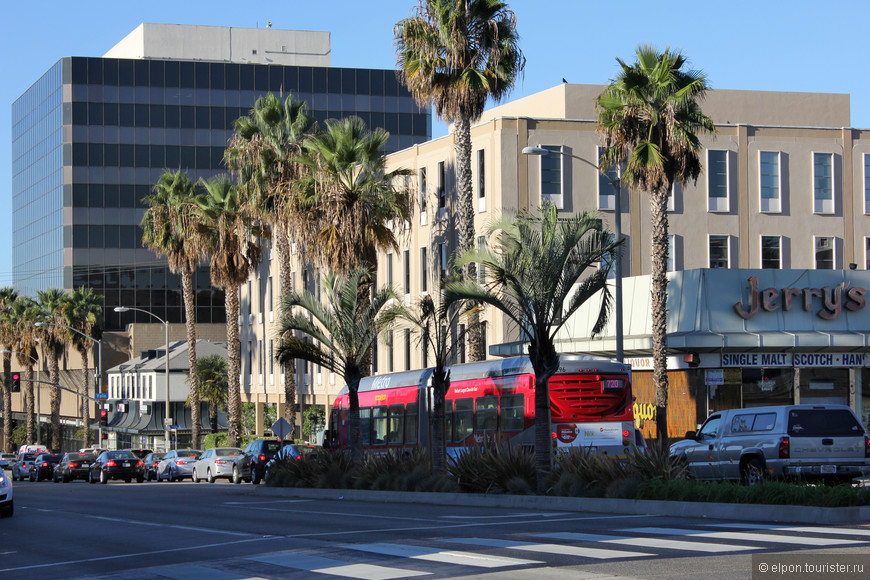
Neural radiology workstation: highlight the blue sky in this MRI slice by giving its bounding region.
[2,0,869,288]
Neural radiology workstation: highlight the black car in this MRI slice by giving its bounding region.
[88,450,145,484]
[53,452,96,482]
[123,448,152,460]
[30,454,63,482]
[142,452,165,481]
[238,439,285,485]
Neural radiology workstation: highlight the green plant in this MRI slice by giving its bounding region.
[447,445,535,494]
[635,479,870,507]
[302,405,325,442]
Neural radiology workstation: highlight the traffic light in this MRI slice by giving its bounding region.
[11,373,20,393]
[99,408,108,427]
[100,432,108,441]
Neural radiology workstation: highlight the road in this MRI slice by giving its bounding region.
[2,477,869,579]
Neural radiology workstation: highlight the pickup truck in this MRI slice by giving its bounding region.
[669,404,870,485]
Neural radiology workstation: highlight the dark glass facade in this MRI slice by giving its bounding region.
[12,57,431,330]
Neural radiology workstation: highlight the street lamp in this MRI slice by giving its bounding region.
[1,349,40,443]
[522,145,624,362]
[114,306,171,452]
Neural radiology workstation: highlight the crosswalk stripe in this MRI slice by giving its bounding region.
[708,523,870,537]
[148,564,250,580]
[620,528,867,546]
[441,537,652,559]
[247,552,429,579]
[535,532,759,553]
[343,543,541,568]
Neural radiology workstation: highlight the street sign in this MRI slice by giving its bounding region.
[94,393,108,400]
[271,418,293,440]
[168,425,184,430]
[164,417,173,426]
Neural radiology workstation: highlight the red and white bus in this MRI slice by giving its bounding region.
[327,355,638,456]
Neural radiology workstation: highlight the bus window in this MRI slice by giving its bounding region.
[454,398,473,442]
[360,408,372,446]
[388,404,405,444]
[475,396,498,432]
[405,403,418,444]
[445,400,454,443]
[372,406,387,445]
[500,393,524,431]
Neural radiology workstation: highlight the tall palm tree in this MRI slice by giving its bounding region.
[226,92,315,432]
[10,297,39,443]
[187,355,229,434]
[275,269,399,462]
[0,287,19,452]
[445,203,621,493]
[294,116,413,274]
[194,174,261,446]
[36,288,70,451]
[395,0,526,361]
[63,287,103,447]
[142,169,209,448]
[596,45,714,441]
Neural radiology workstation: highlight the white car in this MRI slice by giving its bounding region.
[155,449,201,482]
[191,447,243,483]
[0,470,13,517]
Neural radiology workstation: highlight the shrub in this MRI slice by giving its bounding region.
[447,445,535,494]
[635,479,870,507]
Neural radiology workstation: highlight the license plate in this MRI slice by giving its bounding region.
[821,465,836,474]
[122,462,130,467]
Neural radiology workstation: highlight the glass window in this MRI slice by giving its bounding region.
[386,330,394,373]
[372,406,387,445]
[386,253,393,288]
[709,235,730,269]
[420,247,428,292]
[405,403,418,445]
[666,234,676,272]
[388,404,404,445]
[761,236,781,269]
[815,236,834,269]
[437,161,446,208]
[813,152,834,213]
[598,146,619,210]
[475,395,498,433]
[477,148,485,199]
[759,151,781,212]
[707,150,728,211]
[540,145,563,209]
[360,408,371,446]
[788,409,862,437]
[865,237,870,271]
[444,399,453,442]
[501,393,524,431]
[454,398,473,442]
[477,236,486,283]
[439,243,448,280]
[865,154,870,214]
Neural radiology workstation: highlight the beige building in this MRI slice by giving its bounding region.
[240,83,870,437]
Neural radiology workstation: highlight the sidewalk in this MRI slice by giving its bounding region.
[252,486,870,525]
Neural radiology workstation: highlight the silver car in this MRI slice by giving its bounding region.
[155,449,201,482]
[191,447,244,483]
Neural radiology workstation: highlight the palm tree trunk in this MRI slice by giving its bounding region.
[225,287,242,447]
[80,349,91,447]
[49,349,61,451]
[209,401,218,433]
[275,232,297,430]
[650,188,670,442]
[346,369,362,463]
[454,117,484,362]
[3,353,12,452]
[24,366,34,443]
[430,367,449,474]
[182,267,201,449]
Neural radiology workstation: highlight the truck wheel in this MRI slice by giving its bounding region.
[741,457,765,486]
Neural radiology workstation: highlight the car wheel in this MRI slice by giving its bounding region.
[207,468,215,484]
[191,469,198,483]
[169,466,176,482]
[88,471,96,484]
[741,457,766,486]
[100,470,108,484]
[232,465,241,484]
[251,468,261,485]
[125,478,132,483]
[136,474,144,483]
[63,473,70,483]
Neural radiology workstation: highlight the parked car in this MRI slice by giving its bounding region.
[236,439,286,485]
[30,453,63,482]
[669,404,870,485]
[264,444,322,482]
[123,448,152,460]
[53,452,97,483]
[155,449,201,482]
[192,447,244,483]
[87,450,145,484]
[142,452,165,482]
[0,453,17,470]
[11,453,38,481]
[0,469,12,517]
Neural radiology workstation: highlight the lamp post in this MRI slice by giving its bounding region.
[1,349,40,443]
[522,145,624,362]
[35,321,102,443]
[114,306,171,452]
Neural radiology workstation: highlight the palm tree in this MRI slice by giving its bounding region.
[194,174,261,446]
[0,287,19,452]
[596,45,714,441]
[187,355,228,434]
[395,0,525,361]
[63,287,103,447]
[10,297,39,443]
[445,203,621,493]
[294,116,413,274]
[36,288,70,451]
[226,92,315,432]
[142,169,209,448]
[275,269,399,462]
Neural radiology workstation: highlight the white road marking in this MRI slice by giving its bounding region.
[249,553,429,579]
[535,532,758,553]
[707,523,870,537]
[440,513,571,519]
[620,527,867,546]
[345,543,541,568]
[444,537,651,559]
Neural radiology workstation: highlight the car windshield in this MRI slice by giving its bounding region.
[215,448,242,457]
[263,441,282,452]
[107,452,137,460]
[21,454,37,461]
[177,450,200,457]
[788,409,865,437]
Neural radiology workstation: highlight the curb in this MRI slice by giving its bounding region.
[252,486,870,525]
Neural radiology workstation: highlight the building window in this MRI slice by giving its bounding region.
[269,339,274,376]
[266,276,273,319]
[761,236,781,269]
[437,161,446,208]
[386,253,393,289]
[598,146,619,210]
[666,234,676,272]
[864,154,870,214]
[477,235,486,283]
[759,151,781,213]
[246,280,252,320]
[419,167,427,221]
[866,237,870,270]
[403,250,410,296]
[439,243,448,280]
[540,145,564,209]
[420,247,428,292]
[709,235,730,269]
[477,149,486,211]
[814,236,834,269]
[813,152,834,214]
[404,328,411,371]
[707,150,729,212]
[480,321,487,359]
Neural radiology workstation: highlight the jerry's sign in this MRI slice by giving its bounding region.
[735,276,866,320]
